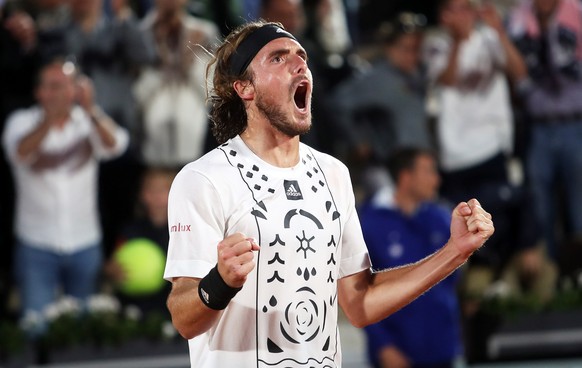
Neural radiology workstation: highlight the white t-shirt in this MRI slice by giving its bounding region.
[164,136,371,368]
[2,105,129,253]
[424,25,514,171]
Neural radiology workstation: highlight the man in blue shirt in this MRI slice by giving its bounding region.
[359,147,463,368]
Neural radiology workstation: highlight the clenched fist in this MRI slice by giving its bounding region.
[216,232,261,288]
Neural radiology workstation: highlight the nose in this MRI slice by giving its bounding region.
[291,54,307,75]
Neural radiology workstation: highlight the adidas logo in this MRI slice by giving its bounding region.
[287,184,300,195]
[284,180,303,200]
[200,288,210,304]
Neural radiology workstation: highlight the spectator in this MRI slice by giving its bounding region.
[424,0,526,187]
[331,12,433,197]
[507,0,582,259]
[133,0,219,168]
[2,59,129,336]
[359,147,463,368]
[423,0,533,302]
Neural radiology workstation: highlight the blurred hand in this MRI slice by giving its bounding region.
[216,233,260,288]
[75,75,95,112]
[478,2,503,33]
[379,345,411,368]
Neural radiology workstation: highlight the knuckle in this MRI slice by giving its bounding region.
[218,250,231,263]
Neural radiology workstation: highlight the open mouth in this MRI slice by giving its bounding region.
[293,81,309,110]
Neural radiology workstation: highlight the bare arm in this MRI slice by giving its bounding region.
[88,106,118,148]
[167,277,223,339]
[436,40,462,86]
[76,75,118,148]
[479,3,527,83]
[338,199,493,327]
[16,119,52,160]
[436,7,471,87]
[497,30,527,83]
[167,233,260,339]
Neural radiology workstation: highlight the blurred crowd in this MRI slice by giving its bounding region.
[1,0,581,366]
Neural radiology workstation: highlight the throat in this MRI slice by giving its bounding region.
[241,132,301,168]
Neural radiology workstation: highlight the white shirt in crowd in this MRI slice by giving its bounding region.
[424,25,514,172]
[2,105,129,254]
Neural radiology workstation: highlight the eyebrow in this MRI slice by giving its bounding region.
[267,47,308,60]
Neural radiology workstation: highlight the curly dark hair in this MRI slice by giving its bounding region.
[206,20,284,144]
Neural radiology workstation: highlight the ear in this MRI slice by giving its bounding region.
[233,80,254,101]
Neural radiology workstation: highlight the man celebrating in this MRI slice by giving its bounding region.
[164,21,494,368]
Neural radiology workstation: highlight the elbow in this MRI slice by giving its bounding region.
[167,303,213,340]
[167,299,196,340]
[341,304,372,329]
[175,324,198,340]
[348,316,369,329]
[169,313,205,340]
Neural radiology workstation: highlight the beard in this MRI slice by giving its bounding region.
[255,90,311,138]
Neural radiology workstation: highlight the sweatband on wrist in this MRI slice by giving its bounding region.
[229,24,297,77]
[198,266,242,310]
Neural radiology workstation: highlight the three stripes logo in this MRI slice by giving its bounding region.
[284,180,303,200]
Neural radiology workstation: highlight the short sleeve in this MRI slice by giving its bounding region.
[163,166,226,280]
[2,108,41,165]
[336,164,371,278]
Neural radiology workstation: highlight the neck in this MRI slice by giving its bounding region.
[394,189,420,216]
[240,125,301,168]
[44,109,70,129]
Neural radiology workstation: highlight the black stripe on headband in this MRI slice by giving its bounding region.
[229,24,297,77]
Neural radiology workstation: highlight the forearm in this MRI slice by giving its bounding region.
[340,242,468,327]
[16,120,51,160]
[89,106,118,148]
[498,30,527,83]
[437,40,461,86]
[167,277,222,339]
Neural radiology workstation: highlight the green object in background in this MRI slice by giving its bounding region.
[114,238,166,296]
